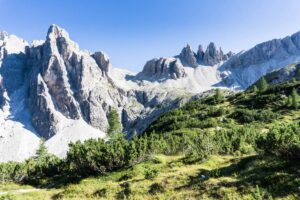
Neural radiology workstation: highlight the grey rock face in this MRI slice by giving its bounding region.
[139,43,232,80]
[196,45,205,63]
[25,25,185,139]
[220,31,300,89]
[0,31,8,41]
[203,42,224,66]
[179,44,198,67]
[92,51,112,76]
[0,77,5,108]
[26,25,114,138]
[139,57,186,80]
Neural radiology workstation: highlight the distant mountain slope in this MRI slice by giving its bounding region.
[2,25,300,161]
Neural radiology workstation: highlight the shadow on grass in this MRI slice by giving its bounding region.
[177,155,300,199]
[22,173,85,189]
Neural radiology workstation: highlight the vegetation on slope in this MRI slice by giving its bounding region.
[1,79,300,199]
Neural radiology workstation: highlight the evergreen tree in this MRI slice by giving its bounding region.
[214,88,224,103]
[253,85,258,93]
[107,108,122,136]
[35,139,48,160]
[257,77,268,92]
[126,141,138,165]
[286,95,292,107]
[291,88,299,109]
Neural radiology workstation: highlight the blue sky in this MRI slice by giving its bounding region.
[1,0,300,72]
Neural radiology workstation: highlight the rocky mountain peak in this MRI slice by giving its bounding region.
[92,51,112,76]
[47,24,70,41]
[139,57,186,80]
[0,31,8,41]
[202,42,223,66]
[179,44,197,67]
[196,44,205,62]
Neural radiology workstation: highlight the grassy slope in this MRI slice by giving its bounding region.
[2,82,300,200]
[145,81,300,136]
[0,154,299,200]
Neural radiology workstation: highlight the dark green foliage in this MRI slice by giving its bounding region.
[107,108,122,135]
[286,95,293,107]
[93,188,107,198]
[148,183,165,194]
[214,125,259,154]
[144,167,159,179]
[258,122,300,159]
[146,103,224,134]
[117,182,132,199]
[230,108,278,123]
[0,141,61,183]
[257,77,268,92]
[66,137,128,175]
[118,172,135,181]
[253,85,258,93]
[0,194,15,200]
[214,88,224,104]
[291,88,299,108]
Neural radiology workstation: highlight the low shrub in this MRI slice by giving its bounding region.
[149,183,165,194]
[144,167,159,180]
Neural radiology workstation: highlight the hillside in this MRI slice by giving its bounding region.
[3,25,300,161]
[1,154,299,200]
[1,79,300,199]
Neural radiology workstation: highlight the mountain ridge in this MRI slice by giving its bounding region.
[1,24,300,161]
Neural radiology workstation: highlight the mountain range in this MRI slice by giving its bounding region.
[1,25,300,162]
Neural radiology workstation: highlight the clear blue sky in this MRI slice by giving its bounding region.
[1,0,300,72]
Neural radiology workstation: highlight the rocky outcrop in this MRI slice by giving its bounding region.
[202,42,224,66]
[196,45,205,63]
[179,44,198,67]
[139,43,232,80]
[26,25,114,138]
[24,25,188,139]
[138,57,186,80]
[0,77,5,108]
[92,51,112,76]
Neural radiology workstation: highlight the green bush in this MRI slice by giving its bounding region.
[0,194,15,200]
[258,122,300,159]
[117,182,132,199]
[144,167,159,180]
[0,141,62,183]
[93,188,107,198]
[231,108,278,123]
[148,183,165,194]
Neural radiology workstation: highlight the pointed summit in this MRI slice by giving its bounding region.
[196,44,205,62]
[203,42,223,66]
[179,44,197,67]
[47,24,70,40]
[0,31,8,40]
[92,51,112,76]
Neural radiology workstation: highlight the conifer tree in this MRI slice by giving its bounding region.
[253,85,258,93]
[286,95,292,107]
[214,88,224,103]
[292,88,299,109]
[107,108,122,136]
[257,77,268,92]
